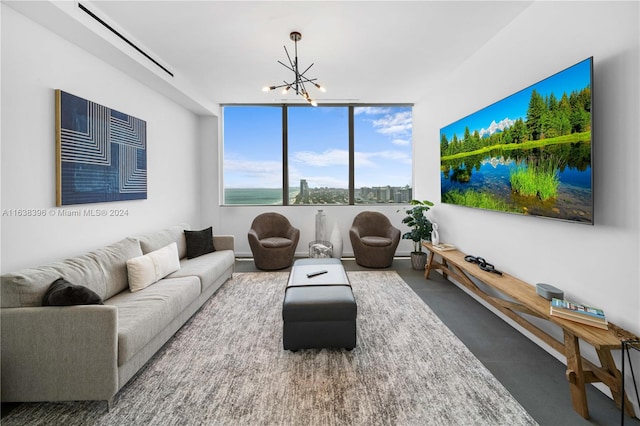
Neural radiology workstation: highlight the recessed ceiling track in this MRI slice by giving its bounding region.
[78,2,174,77]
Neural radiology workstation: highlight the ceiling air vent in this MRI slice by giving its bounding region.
[78,3,174,77]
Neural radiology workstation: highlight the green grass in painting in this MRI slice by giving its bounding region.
[442,190,514,212]
[441,131,590,161]
[509,161,559,200]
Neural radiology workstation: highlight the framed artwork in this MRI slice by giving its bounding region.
[55,90,147,206]
[439,57,592,224]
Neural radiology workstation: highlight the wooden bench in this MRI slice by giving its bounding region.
[422,242,638,420]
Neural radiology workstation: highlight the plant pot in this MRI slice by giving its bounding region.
[410,252,428,270]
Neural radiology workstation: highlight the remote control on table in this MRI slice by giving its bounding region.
[307,270,328,278]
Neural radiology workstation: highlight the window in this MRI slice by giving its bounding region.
[222,105,412,205]
[354,106,413,203]
[223,106,282,204]
[289,106,349,205]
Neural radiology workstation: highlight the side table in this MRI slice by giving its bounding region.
[309,240,333,258]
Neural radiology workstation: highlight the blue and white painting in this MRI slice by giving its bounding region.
[56,90,147,206]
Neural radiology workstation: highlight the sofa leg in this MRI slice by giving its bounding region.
[105,398,114,412]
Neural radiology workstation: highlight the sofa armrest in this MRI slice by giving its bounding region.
[1,305,119,402]
[214,235,235,252]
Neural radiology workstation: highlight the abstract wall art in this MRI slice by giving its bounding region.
[56,90,147,206]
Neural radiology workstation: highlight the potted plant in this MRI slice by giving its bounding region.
[398,199,434,270]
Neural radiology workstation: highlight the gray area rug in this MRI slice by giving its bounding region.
[3,271,538,425]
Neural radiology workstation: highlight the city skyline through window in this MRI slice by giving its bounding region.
[354,106,413,203]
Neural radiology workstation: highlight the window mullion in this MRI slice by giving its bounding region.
[282,105,288,206]
[349,106,355,205]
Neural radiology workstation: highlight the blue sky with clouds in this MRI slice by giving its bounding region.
[223,105,412,189]
[441,57,592,140]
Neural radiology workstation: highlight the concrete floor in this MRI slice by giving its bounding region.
[236,257,639,426]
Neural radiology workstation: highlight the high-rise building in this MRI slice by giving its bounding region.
[300,179,309,197]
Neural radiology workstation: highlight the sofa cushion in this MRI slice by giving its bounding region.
[184,227,215,259]
[89,237,142,299]
[1,244,126,308]
[138,224,189,258]
[42,277,104,306]
[169,249,235,292]
[2,266,65,308]
[52,254,110,300]
[127,243,181,292]
[105,276,200,366]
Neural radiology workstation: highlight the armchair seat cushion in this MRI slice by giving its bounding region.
[360,236,393,247]
[260,237,293,248]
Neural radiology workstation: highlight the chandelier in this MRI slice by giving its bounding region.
[262,31,326,106]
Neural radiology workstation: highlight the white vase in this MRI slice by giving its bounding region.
[431,223,440,246]
[315,209,326,241]
[330,223,343,259]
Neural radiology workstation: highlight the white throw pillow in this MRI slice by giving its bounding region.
[127,242,181,292]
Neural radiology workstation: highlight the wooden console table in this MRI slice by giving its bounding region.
[423,242,638,420]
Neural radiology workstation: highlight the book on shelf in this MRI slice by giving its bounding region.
[550,298,608,330]
[431,243,456,251]
[550,310,609,330]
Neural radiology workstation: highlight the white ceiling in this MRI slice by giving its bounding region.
[26,1,536,106]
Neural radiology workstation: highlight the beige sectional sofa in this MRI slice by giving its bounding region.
[1,224,235,407]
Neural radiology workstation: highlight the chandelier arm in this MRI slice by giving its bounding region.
[297,76,318,84]
[271,82,292,90]
[298,62,315,77]
[299,79,309,95]
[277,60,295,73]
[283,46,295,70]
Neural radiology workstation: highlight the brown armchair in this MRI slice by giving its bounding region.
[248,212,300,270]
[349,211,400,268]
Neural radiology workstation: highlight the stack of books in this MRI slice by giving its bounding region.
[550,298,608,330]
[431,243,456,251]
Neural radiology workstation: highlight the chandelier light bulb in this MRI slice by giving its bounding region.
[282,86,291,94]
[315,83,326,93]
[262,86,275,92]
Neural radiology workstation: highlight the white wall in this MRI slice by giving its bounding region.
[199,114,221,231]
[0,4,204,271]
[415,0,639,407]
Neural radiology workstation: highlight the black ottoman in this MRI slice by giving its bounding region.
[282,259,357,351]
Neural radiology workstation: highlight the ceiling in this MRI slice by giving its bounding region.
[51,1,535,106]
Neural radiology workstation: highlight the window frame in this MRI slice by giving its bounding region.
[221,103,413,206]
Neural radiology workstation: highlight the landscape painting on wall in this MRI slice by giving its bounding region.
[440,57,593,224]
[56,90,147,206]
